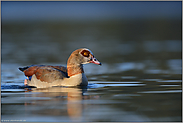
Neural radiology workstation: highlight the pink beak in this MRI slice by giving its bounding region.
[89,56,102,65]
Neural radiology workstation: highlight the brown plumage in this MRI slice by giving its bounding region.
[19,48,101,88]
[19,65,67,83]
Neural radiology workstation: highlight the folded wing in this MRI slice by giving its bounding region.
[19,65,68,83]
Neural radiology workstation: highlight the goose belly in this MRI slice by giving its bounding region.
[27,73,88,88]
[61,73,88,86]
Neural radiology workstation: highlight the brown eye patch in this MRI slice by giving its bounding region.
[80,50,90,57]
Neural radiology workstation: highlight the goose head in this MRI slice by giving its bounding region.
[67,48,101,66]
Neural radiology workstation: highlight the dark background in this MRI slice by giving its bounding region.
[1,1,182,66]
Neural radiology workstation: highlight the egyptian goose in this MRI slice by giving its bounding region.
[19,48,101,88]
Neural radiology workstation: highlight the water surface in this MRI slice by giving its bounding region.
[1,62,182,122]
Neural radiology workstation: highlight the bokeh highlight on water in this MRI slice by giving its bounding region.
[1,1,182,122]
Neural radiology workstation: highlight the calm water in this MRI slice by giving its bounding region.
[1,11,182,122]
[1,60,182,122]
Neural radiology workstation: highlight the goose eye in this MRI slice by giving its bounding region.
[81,50,90,57]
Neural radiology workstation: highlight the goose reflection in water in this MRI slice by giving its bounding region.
[24,86,99,121]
